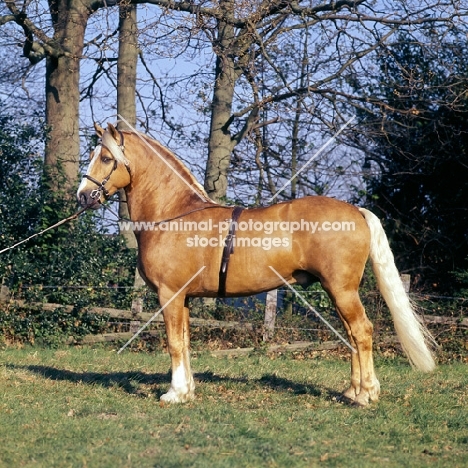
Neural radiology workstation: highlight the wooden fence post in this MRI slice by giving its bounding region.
[0,278,10,302]
[130,320,141,334]
[131,273,146,315]
[130,273,146,333]
[263,289,278,341]
[401,274,411,293]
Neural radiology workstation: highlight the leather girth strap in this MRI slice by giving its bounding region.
[218,206,244,297]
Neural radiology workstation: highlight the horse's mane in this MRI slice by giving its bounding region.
[100,126,211,201]
[130,130,211,200]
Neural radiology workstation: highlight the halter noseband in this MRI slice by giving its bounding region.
[83,129,126,201]
[84,159,118,200]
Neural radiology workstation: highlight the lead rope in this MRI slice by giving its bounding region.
[0,206,89,255]
[100,201,223,226]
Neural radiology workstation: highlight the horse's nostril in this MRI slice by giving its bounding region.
[79,193,87,207]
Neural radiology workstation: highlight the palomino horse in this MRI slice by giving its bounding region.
[77,123,435,406]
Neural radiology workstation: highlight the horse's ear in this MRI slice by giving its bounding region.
[94,122,104,138]
[107,123,120,141]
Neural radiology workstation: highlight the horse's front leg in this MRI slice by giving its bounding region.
[160,294,195,403]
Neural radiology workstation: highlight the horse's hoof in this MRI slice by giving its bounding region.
[352,394,370,407]
[342,386,359,401]
[353,388,379,407]
[160,388,194,404]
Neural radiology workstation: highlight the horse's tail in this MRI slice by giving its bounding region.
[359,208,436,372]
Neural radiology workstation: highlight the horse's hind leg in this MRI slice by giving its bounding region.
[325,286,380,406]
[337,318,361,400]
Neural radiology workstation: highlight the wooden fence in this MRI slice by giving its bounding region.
[2,297,466,355]
[2,274,467,355]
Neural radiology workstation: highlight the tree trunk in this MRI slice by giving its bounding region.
[116,3,146,316]
[117,3,138,134]
[263,289,278,341]
[204,0,238,203]
[44,0,89,199]
[117,1,138,248]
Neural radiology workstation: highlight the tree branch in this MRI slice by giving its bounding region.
[0,14,16,26]
[4,0,67,61]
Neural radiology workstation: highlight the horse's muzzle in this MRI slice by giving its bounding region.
[78,191,101,210]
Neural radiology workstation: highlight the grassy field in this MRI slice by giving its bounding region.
[0,346,467,467]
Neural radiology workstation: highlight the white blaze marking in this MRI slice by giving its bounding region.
[77,145,102,196]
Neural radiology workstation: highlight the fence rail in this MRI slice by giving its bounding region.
[4,299,256,345]
[2,299,466,348]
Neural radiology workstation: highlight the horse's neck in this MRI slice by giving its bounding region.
[124,137,210,221]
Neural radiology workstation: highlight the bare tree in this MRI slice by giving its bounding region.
[1,0,101,198]
[116,1,138,239]
[115,2,147,313]
[1,0,466,207]
[136,0,466,203]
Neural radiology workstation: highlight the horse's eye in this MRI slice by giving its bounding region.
[102,157,113,164]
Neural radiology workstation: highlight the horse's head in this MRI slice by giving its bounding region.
[77,123,131,209]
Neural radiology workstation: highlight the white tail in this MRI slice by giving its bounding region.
[359,208,436,372]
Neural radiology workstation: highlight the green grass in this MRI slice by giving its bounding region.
[0,347,467,467]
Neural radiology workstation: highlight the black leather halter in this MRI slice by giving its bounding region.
[84,159,118,200]
[82,130,125,201]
